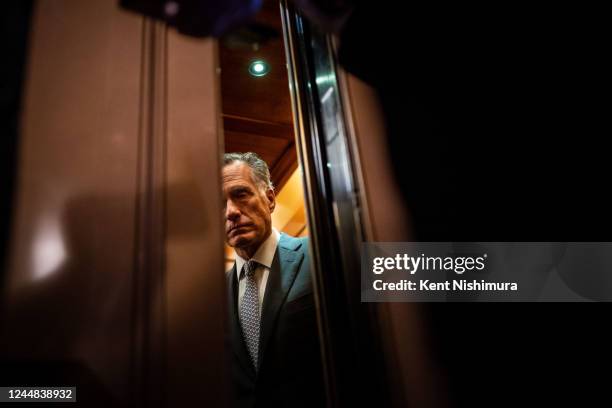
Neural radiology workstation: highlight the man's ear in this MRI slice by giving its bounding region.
[266,188,276,213]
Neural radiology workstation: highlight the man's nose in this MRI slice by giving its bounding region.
[225,199,240,221]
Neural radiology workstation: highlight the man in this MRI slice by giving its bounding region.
[222,152,325,408]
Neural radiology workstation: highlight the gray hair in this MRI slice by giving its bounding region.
[223,152,274,191]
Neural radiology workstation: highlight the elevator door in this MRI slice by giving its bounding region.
[0,1,228,406]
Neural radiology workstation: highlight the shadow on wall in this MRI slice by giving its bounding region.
[0,181,216,405]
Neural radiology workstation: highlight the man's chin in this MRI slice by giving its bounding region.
[228,232,255,249]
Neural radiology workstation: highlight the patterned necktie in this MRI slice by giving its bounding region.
[239,260,260,371]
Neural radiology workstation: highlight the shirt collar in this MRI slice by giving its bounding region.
[235,228,280,280]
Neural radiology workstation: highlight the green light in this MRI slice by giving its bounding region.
[315,74,336,85]
[248,60,270,77]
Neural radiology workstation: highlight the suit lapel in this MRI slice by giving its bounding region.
[227,263,257,378]
[258,234,303,370]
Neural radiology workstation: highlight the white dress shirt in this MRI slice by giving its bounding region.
[235,228,280,312]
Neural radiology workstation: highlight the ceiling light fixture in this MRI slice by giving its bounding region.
[248,59,270,77]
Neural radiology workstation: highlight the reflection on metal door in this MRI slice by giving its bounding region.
[0,1,228,406]
[281,3,390,407]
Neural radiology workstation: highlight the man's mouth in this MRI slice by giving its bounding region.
[228,223,253,234]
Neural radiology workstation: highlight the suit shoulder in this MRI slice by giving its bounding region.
[279,233,309,252]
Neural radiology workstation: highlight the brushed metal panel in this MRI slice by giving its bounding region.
[165,30,229,407]
[1,1,229,407]
[2,0,143,405]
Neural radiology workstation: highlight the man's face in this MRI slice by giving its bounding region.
[223,162,275,252]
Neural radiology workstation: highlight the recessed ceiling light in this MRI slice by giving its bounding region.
[248,60,270,77]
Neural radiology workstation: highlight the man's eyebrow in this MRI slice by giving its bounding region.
[228,186,251,194]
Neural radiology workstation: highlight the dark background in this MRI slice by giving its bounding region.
[339,2,611,407]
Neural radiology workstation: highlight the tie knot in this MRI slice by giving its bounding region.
[242,260,257,278]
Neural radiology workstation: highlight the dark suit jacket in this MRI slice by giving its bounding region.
[226,234,325,408]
